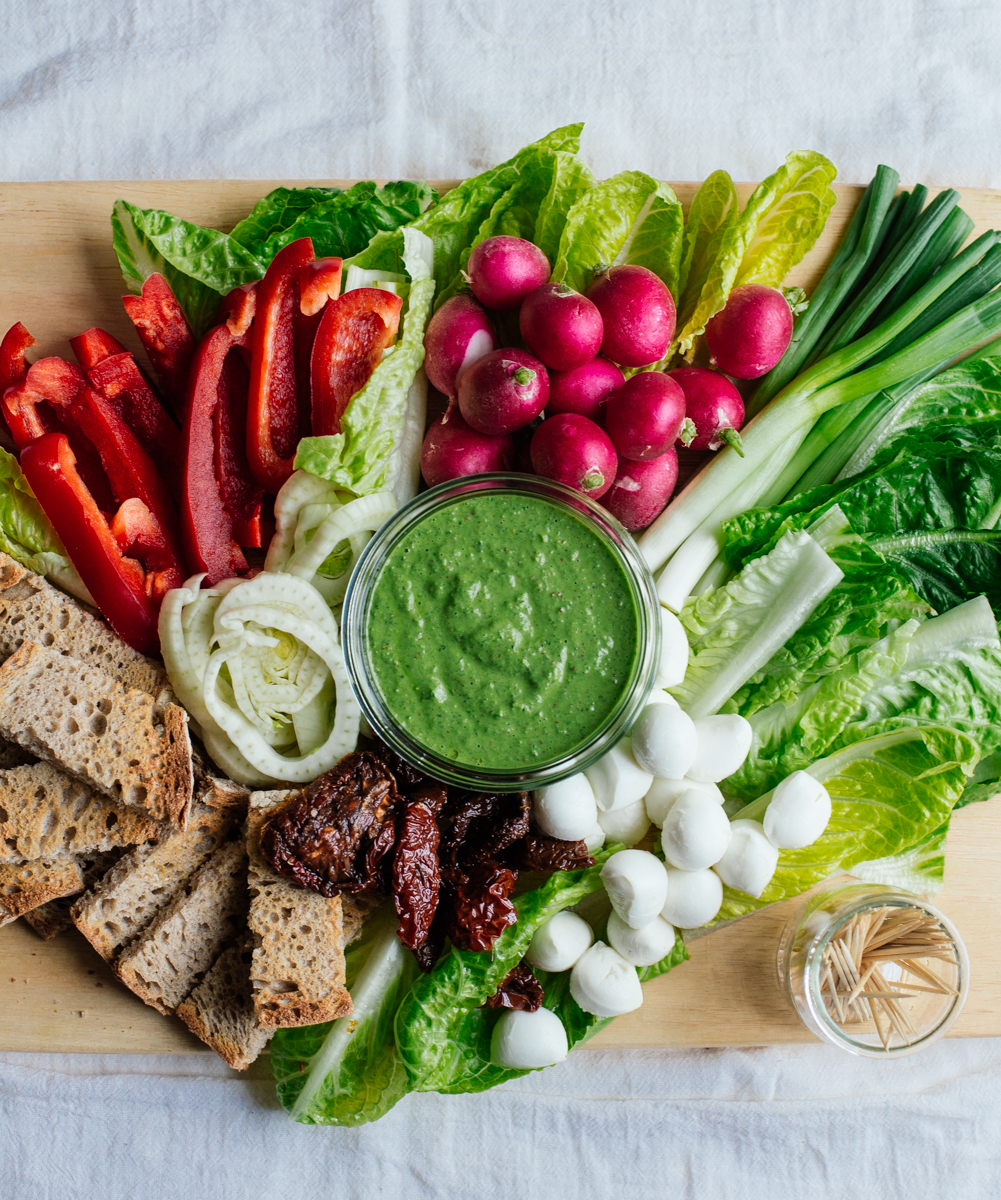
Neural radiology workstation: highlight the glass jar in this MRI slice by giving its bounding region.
[341,472,661,791]
[777,883,969,1058]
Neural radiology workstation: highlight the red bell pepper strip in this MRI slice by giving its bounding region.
[0,322,35,392]
[181,322,260,583]
[122,274,196,418]
[293,258,343,440]
[217,282,258,339]
[19,434,160,656]
[109,496,185,600]
[246,238,316,494]
[69,327,127,370]
[309,287,403,436]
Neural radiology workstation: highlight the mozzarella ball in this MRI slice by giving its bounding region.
[585,739,653,812]
[596,799,650,847]
[584,823,607,853]
[607,909,676,967]
[533,774,598,842]
[661,789,733,871]
[600,848,668,928]
[687,714,754,783]
[525,910,594,972]
[630,703,697,779]
[569,941,644,1017]
[763,772,833,849]
[644,776,724,828]
[661,867,723,928]
[645,688,679,707]
[657,607,690,687]
[713,819,778,898]
[490,1007,569,1069]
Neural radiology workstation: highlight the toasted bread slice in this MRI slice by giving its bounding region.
[0,641,193,827]
[71,802,241,962]
[0,856,84,925]
[176,937,271,1070]
[0,760,158,862]
[115,838,249,1014]
[23,847,126,940]
[0,552,168,700]
[246,790,352,1030]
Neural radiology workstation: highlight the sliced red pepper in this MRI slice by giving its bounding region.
[217,282,258,339]
[294,258,343,440]
[0,322,36,392]
[69,327,128,370]
[109,496,185,600]
[20,434,160,656]
[182,323,259,583]
[246,238,316,494]
[309,288,403,436]
[122,274,196,418]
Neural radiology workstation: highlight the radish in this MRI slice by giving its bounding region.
[602,450,678,531]
[668,367,745,456]
[546,357,624,424]
[604,372,686,461]
[424,294,495,396]
[530,413,618,499]
[420,401,515,486]
[704,284,793,379]
[519,283,603,372]
[457,347,549,435]
[586,264,676,368]
[465,235,551,312]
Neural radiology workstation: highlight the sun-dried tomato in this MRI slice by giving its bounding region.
[413,900,450,973]
[259,752,399,896]
[393,793,441,950]
[439,791,531,883]
[449,859,518,952]
[516,834,595,873]
[368,739,435,795]
[484,959,544,1012]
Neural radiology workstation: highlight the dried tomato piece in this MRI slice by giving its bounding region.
[449,860,518,952]
[393,796,441,950]
[260,752,400,896]
[485,959,544,1012]
[517,834,595,873]
[413,901,450,973]
[368,739,436,795]
[439,791,531,882]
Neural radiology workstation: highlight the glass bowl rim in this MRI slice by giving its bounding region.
[340,471,661,791]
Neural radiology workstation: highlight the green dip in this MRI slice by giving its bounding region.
[365,492,639,770]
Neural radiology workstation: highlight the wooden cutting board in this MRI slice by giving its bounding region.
[0,178,999,1056]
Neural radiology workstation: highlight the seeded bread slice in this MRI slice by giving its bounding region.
[0,552,168,700]
[176,937,271,1070]
[71,802,241,962]
[0,760,158,862]
[115,838,249,1014]
[246,790,352,1030]
[0,641,193,827]
[23,847,126,940]
[0,856,84,925]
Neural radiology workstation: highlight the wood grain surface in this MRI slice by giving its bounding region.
[0,179,999,1056]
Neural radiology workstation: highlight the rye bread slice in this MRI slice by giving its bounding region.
[0,552,168,701]
[246,790,352,1030]
[176,937,271,1070]
[71,802,241,962]
[114,838,249,1014]
[0,760,158,862]
[0,856,84,925]
[0,641,193,827]
[23,847,126,939]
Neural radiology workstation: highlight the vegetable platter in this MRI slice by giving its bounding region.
[1,169,1001,1062]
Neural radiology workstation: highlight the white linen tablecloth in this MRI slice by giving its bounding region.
[2,2,1001,1196]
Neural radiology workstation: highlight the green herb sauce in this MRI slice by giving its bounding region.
[366,492,639,769]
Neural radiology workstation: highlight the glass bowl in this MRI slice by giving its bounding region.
[341,472,661,791]
[777,883,969,1058]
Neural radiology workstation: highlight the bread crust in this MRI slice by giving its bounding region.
[0,856,84,925]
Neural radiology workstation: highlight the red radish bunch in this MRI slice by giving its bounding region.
[705,284,793,379]
[668,367,746,456]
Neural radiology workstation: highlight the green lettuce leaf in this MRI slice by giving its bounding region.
[395,847,616,1094]
[676,170,738,322]
[228,186,344,252]
[0,448,90,603]
[552,171,684,298]
[270,903,417,1126]
[716,725,977,922]
[673,151,836,356]
[533,151,597,266]
[294,227,435,498]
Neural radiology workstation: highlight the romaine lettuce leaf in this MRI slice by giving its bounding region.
[270,903,417,1126]
[228,186,344,252]
[552,171,684,298]
[533,151,597,266]
[676,170,738,323]
[716,725,977,922]
[294,228,435,499]
[0,448,91,604]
